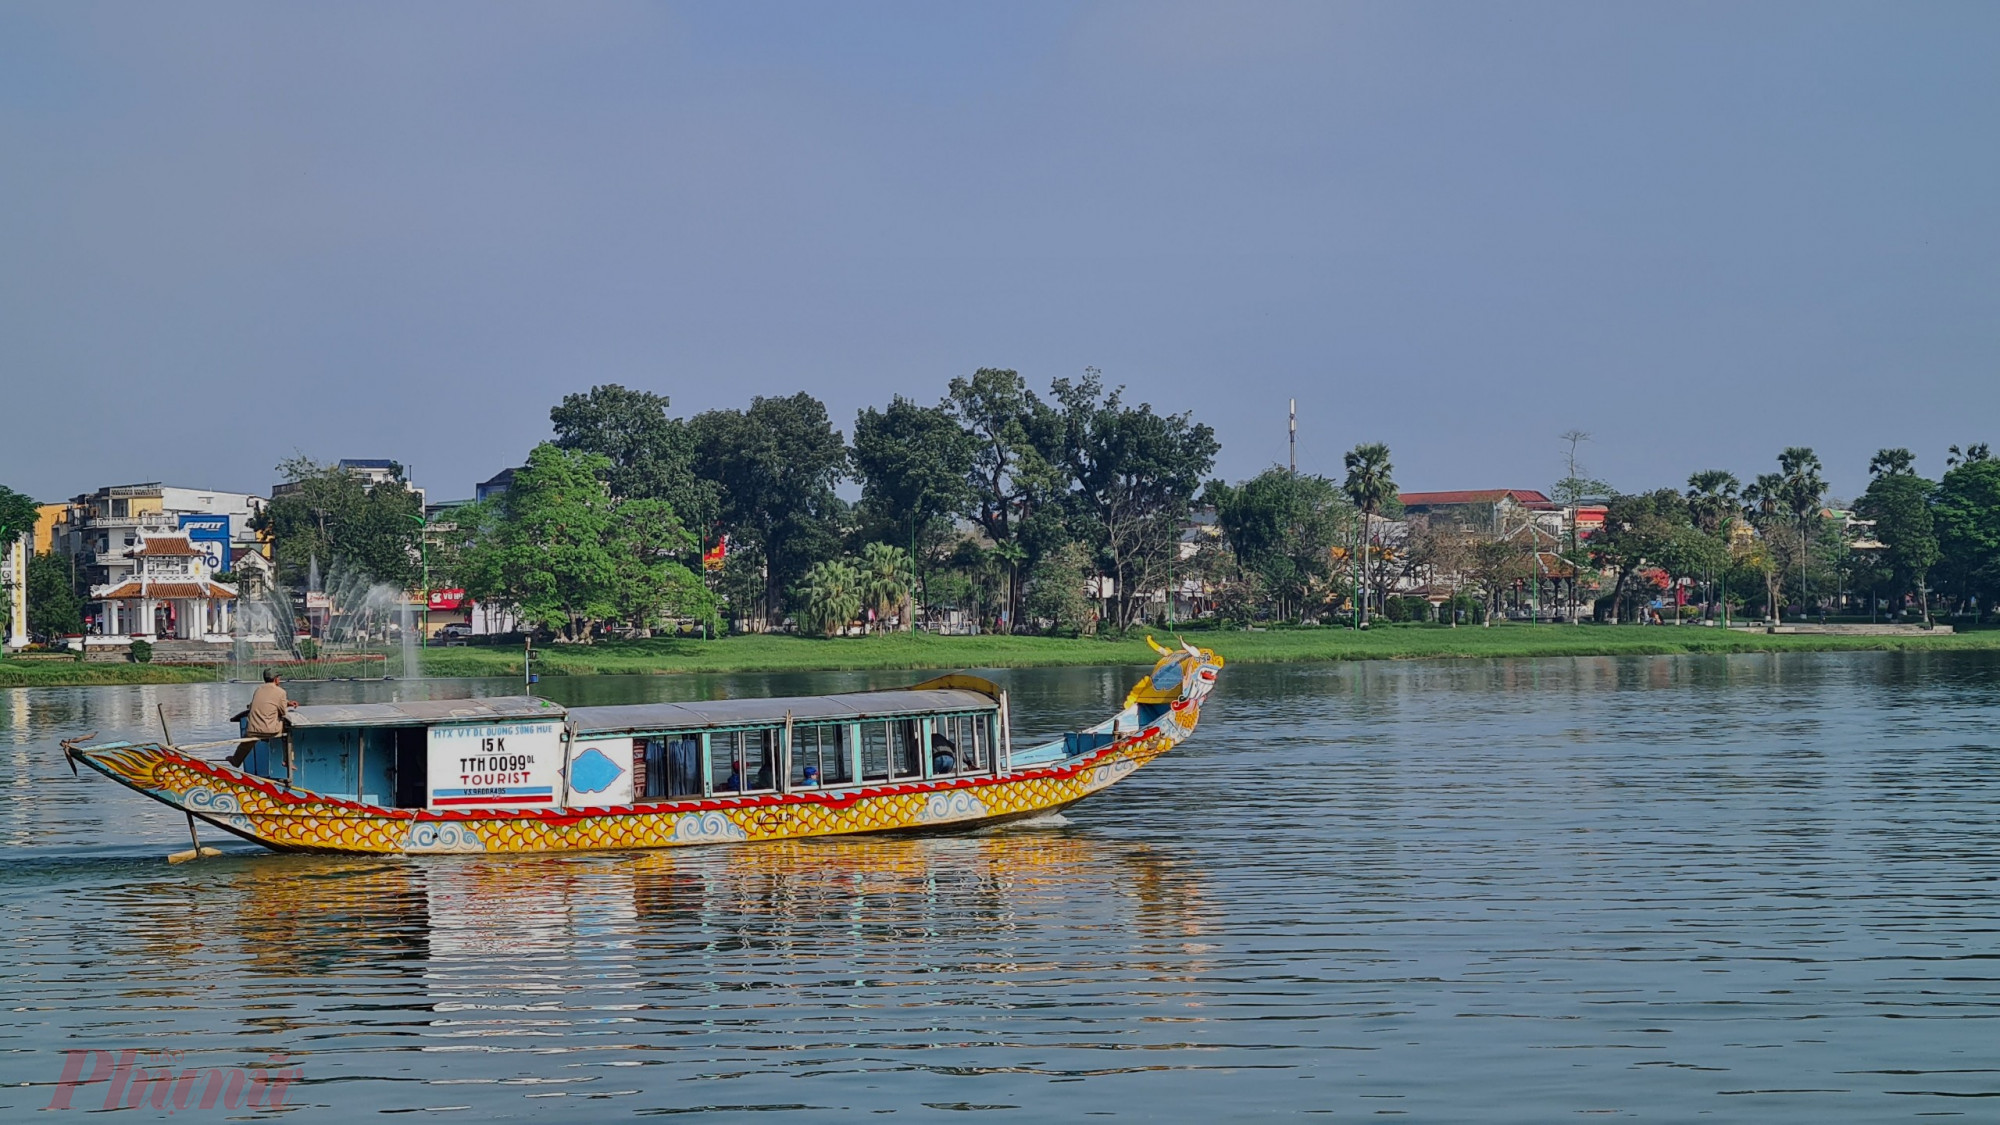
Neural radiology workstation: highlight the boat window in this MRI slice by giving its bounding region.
[640,735,704,798]
[893,720,922,778]
[930,713,988,777]
[860,720,923,781]
[860,722,888,781]
[712,728,779,796]
[792,723,851,788]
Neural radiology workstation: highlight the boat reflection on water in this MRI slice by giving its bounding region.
[175,827,1213,1002]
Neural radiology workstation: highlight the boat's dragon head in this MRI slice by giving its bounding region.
[1128,635,1225,712]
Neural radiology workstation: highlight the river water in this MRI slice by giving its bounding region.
[3,653,1997,1121]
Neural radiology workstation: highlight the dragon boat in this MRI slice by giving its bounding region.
[63,639,1222,856]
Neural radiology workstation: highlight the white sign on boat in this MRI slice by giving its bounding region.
[426,721,564,809]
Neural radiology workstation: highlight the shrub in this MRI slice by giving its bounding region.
[128,639,153,664]
[1382,596,1410,623]
[295,638,320,660]
[1399,596,1432,623]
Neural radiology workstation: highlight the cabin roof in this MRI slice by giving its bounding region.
[289,694,563,730]
[569,688,996,734]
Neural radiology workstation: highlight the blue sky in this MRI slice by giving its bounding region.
[3,1,1995,504]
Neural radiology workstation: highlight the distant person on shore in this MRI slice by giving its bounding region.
[228,670,297,767]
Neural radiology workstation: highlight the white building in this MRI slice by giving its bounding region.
[51,483,266,594]
[88,533,239,643]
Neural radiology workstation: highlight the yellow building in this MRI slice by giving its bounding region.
[33,503,65,554]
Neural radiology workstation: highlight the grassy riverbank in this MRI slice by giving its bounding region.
[0,661,221,687]
[410,623,2000,679]
[7,624,1995,687]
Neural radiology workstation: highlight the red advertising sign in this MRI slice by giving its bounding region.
[427,588,467,611]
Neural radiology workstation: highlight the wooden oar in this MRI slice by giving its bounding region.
[157,705,223,864]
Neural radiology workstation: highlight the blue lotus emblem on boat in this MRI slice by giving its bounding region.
[568,747,625,795]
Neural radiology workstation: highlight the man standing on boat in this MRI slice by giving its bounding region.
[229,669,297,767]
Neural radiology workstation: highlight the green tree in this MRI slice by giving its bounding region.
[1050,370,1219,631]
[605,497,712,633]
[1340,442,1397,625]
[457,444,618,641]
[0,485,36,547]
[851,396,976,617]
[1592,489,1695,622]
[691,394,848,627]
[943,368,1067,632]
[26,551,82,638]
[798,558,862,637]
[1021,541,1094,635]
[548,385,716,552]
[1933,450,2000,619]
[255,458,423,589]
[1855,451,1939,623]
[1209,468,1348,622]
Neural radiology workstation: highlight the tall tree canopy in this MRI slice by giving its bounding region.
[549,384,708,521]
[851,396,976,561]
[0,484,37,546]
[1209,468,1347,622]
[691,393,848,626]
[1856,466,1939,621]
[1592,489,1695,621]
[1685,470,1741,535]
[456,443,707,640]
[1933,451,2000,613]
[255,458,423,589]
[1050,370,1219,631]
[943,368,1066,631]
[26,550,83,638]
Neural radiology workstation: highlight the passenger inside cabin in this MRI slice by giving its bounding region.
[931,733,957,775]
[801,764,819,786]
[721,756,745,792]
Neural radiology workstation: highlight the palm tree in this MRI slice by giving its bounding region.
[1868,448,1915,478]
[1685,470,1741,534]
[1741,473,1785,620]
[1341,442,1396,626]
[799,559,862,637]
[1945,442,1990,469]
[1777,447,1826,614]
[859,542,915,633]
[1684,470,1740,619]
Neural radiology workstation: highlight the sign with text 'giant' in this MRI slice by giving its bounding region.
[177,514,231,572]
[427,721,563,809]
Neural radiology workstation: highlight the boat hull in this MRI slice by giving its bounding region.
[70,707,1197,856]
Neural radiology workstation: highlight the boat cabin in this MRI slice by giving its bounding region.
[567,688,1001,805]
[238,688,1002,812]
